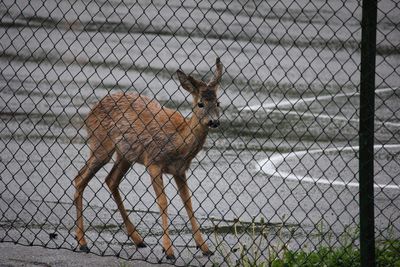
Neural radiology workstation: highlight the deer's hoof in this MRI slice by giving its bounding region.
[166,254,176,260]
[202,250,214,257]
[137,242,147,248]
[196,245,214,256]
[162,248,176,260]
[79,244,90,253]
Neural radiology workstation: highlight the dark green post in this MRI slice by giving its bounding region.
[359,0,377,266]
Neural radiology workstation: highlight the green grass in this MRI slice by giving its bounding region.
[275,240,400,267]
[211,218,400,267]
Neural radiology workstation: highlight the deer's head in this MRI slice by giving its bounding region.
[177,58,223,128]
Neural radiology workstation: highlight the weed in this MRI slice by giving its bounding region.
[211,218,400,267]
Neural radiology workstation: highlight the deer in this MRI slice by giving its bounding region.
[73,58,223,259]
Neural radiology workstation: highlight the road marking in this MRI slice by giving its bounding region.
[247,86,400,189]
[257,144,400,190]
[261,108,400,127]
[241,87,400,127]
[242,87,399,111]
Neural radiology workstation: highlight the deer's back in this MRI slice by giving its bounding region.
[85,92,190,166]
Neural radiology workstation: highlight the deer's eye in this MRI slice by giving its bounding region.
[198,102,204,108]
[216,101,220,107]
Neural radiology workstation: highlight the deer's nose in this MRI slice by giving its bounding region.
[208,120,220,128]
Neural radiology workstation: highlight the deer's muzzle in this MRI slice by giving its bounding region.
[208,120,220,128]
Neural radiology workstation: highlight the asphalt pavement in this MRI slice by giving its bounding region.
[0,242,172,267]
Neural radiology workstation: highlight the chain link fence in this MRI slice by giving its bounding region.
[1,0,399,266]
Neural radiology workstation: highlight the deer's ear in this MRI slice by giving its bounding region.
[188,75,206,88]
[177,70,197,94]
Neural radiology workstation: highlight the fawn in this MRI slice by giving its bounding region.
[73,58,223,259]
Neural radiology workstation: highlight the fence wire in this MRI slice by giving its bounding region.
[0,0,399,266]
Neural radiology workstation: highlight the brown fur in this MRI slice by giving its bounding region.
[73,58,223,258]
[85,92,207,175]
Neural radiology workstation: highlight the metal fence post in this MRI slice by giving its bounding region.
[359,0,377,266]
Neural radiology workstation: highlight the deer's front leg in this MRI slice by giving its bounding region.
[148,165,175,259]
[173,174,212,256]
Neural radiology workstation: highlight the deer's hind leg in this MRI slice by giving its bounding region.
[74,140,114,252]
[105,153,145,247]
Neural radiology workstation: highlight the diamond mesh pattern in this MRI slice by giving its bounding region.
[0,0,399,266]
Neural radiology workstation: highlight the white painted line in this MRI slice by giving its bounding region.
[262,108,400,128]
[257,144,400,190]
[263,108,360,123]
[242,87,399,111]
[240,87,400,127]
